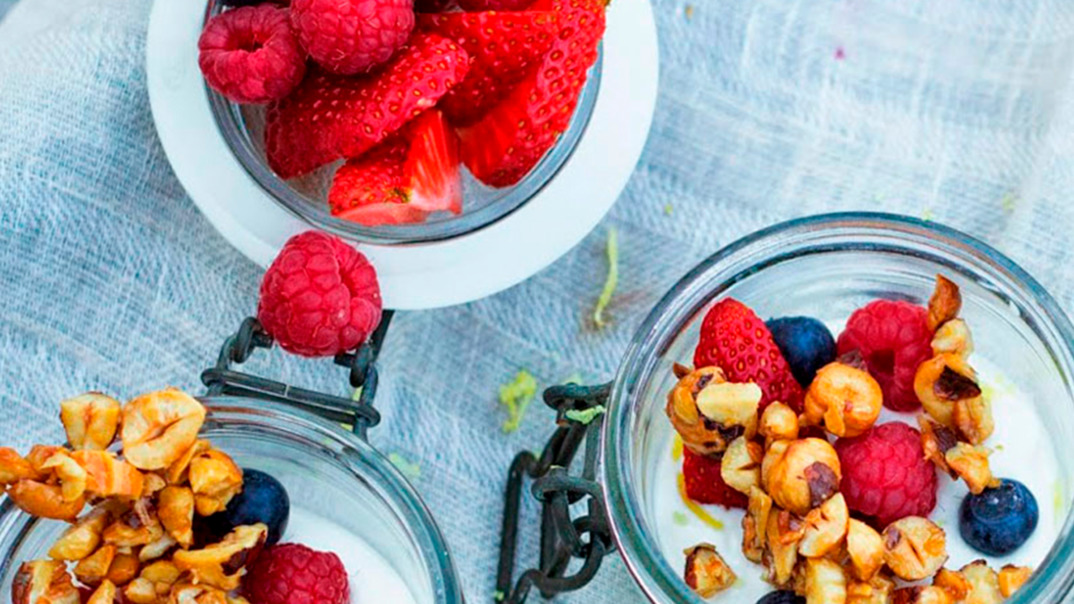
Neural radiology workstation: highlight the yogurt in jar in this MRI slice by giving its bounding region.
[649,356,1064,600]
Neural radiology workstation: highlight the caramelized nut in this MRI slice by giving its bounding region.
[960,560,1002,604]
[169,583,231,604]
[8,479,85,521]
[139,531,178,562]
[121,389,207,471]
[159,486,195,547]
[189,449,243,516]
[804,557,847,604]
[927,275,962,332]
[762,438,842,516]
[40,451,88,502]
[882,517,948,581]
[914,354,981,429]
[60,393,121,451]
[665,366,737,456]
[803,363,883,438]
[86,580,118,604]
[0,447,40,485]
[847,573,894,604]
[741,486,772,563]
[932,319,973,358]
[720,436,763,494]
[764,508,801,586]
[952,396,994,446]
[26,445,68,475]
[945,443,999,495]
[695,381,761,439]
[997,565,1032,598]
[141,472,167,498]
[932,568,970,601]
[74,544,117,584]
[48,505,110,561]
[11,560,80,604]
[103,499,164,547]
[799,493,849,558]
[683,543,736,597]
[760,402,799,444]
[166,439,210,485]
[846,518,885,581]
[106,552,140,586]
[172,524,267,591]
[918,416,958,477]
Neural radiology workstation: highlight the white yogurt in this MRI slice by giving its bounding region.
[283,508,420,604]
[649,357,1065,600]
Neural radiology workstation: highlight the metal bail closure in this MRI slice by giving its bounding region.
[201,311,394,440]
[496,382,616,604]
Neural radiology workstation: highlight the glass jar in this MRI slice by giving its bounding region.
[601,213,1074,602]
[206,0,601,246]
[0,321,463,603]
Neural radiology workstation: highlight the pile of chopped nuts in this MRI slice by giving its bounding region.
[2,389,263,604]
[668,276,1033,603]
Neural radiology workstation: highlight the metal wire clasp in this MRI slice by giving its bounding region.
[201,311,394,440]
[495,382,615,603]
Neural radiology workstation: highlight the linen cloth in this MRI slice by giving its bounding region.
[4,0,1074,601]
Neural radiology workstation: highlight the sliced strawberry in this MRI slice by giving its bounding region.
[457,0,605,187]
[404,110,463,214]
[682,448,748,509]
[418,11,558,126]
[265,33,469,179]
[328,110,461,226]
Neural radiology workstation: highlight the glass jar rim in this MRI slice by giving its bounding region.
[600,212,1074,603]
[206,0,604,247]
[0,395,464,604]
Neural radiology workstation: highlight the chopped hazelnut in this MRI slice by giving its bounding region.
[803,363,882,438]
[106,552,140,586]
[86,580,117,604]
[11,560,80,604]
[932,319,973,358]
[847,573,894,604]
[997,565,1032,597]
[760,402,799,444]
[48,505,110,561]
[763,438,842,516]
[952,396,994,446]
[846,518,885,581]
[944,443,1000,495]
[914,354,981,429]
[695,381,761,439]
[799,493,849,559]
[73,544,116,584]
[0,447,41,485]
[960,560,1003,604]
[665,366,738,457]
[804,557,847,604]
[683,543,737,597]
[765,508,801,586]
[173,524,267,591]
[927,275,962,332]
[742,486,772,563]
[918,416,958,477]
[60,393,121,451]
[121,389,207,471]
[882,517,948,581]
[721,436,763,494]
[932,568,970,600]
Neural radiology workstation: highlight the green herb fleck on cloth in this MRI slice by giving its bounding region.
[1001,192,1019,213]
[388,453,421,480]
[592,228,619,329]
[672,511,689,526]
[565,405,606,425]
[663,203,673,216]
[351,387,362,401]
[922,208,935,221]
[500,370,538,433]
[493,590,505,602]
[563,372,584,385]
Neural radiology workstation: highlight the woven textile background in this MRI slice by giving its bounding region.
[4,0,1074,601]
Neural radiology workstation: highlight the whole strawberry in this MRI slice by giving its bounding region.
[291,0,415,75]
[265,33,469,178]
[258,232,383,357]
[682,448,747,509]
[694,299,805,412]
[244,543,350,604]
[198,5,306,104]
[458,0,536,9]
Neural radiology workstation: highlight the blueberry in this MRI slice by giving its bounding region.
[756,591,805,604]
[766,316,837,386]
[959,478,1038,556]
[206,468,290,545]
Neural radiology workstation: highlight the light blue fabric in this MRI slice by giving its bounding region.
[4,0,1074,602]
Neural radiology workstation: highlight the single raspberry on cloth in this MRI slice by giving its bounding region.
[243,543,350,604]
[835,422,937,527]
[693,298,804,413]
[682,448,748,509]
[197,5,307,104]
[290,0,415,75]
[258,232,382,357]
[837,299,932,412]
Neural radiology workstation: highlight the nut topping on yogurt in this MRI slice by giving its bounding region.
[666,275,1040,602]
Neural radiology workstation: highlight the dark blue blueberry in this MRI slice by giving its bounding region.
[959,478,1038,556]
[205,468,290,545]
[765,316,837,386]
[756,591,805,604]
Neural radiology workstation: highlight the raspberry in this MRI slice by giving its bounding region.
[693,299,805,413]
[835,422,937,527]
[458,0,536,10]
[837,300,932,412]
[291,0,415,75]
[198,5,307,104]
[243,543,350,604]
[682,448,748,509]
[257,232,383,357]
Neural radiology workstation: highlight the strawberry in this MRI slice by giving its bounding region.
[682,448,748,509]
[457,0,605,187]
[418,11,558,127]
[693,299,805,413]
[265,33,469,179]
[459,0,536,9]
[328,110,461,226]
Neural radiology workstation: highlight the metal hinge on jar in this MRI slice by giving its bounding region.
[200,312,393,440]
[495,382,615,604]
